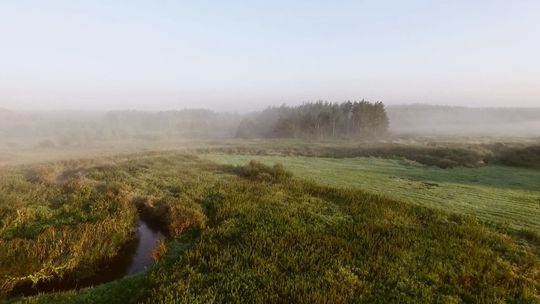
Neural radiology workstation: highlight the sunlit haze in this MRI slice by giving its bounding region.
[1,0,539,111]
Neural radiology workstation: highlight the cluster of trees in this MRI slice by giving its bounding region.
[237,100,389,139]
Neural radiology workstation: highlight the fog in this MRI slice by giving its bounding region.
[387,105,540,136]
[1,1,539,166]
[1,104,539,145]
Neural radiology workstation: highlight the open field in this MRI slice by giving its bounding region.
[4,0,540,302]
[204,154,540,235]
[2,152,539,303]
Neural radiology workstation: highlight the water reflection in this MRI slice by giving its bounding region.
[127,220,165,275]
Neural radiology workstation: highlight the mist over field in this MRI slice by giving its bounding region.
[2,104,540,144]
[387,105,540,136]
[1,102,540,168]
[2,1,540,303]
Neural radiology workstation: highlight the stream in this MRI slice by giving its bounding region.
[10,219,166,297]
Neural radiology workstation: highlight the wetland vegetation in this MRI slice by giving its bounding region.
[1,148,539,303]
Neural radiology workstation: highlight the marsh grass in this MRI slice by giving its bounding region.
[0,160,139,294]
[2,153,540,303]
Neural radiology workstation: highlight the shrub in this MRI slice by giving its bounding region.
[496,145,540,169]
[231,161,292,182]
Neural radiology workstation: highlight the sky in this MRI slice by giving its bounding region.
[0,0,539,111]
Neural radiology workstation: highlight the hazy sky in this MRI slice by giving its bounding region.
[1,0,539,111]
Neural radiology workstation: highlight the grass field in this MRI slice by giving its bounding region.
[204,154,540,234]
[2,152,540,303]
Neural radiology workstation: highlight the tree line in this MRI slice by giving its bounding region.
[237,100,389,139]
[0,100,390,147]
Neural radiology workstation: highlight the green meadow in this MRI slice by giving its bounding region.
[204,154,540,234]
[1,152,539,303]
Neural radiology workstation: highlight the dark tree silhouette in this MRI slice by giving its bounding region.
[236,100,389,139]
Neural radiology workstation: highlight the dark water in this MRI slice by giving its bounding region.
[10,219,166,297]
[125,220,166,275]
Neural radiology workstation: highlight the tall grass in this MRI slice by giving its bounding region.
[2,153,540,303]
[0,162,137,294]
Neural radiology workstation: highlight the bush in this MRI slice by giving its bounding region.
[316,145,486,168]
[496,145,540,169]
[231,161,292,182]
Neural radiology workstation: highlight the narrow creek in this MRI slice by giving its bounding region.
[10,219,166,297]
[125,220,166,275]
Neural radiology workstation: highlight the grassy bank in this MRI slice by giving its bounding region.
[0,161,138,293]
[2,153,540,303]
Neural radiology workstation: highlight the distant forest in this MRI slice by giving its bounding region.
[0,109,242,145]
[2,102,540,148]
[0,101,390,146]
[237,101,389,139]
